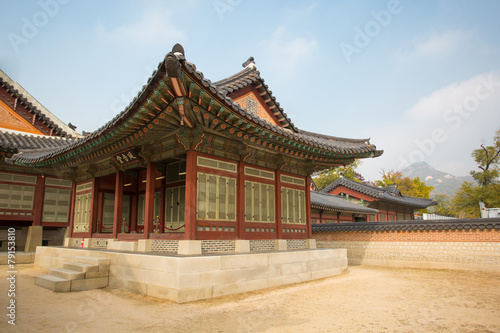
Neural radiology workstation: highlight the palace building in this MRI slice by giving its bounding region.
[1,44,383,251]
[320,177,436,221]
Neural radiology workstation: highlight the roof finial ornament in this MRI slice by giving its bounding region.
[242,57,255,68]
[172,43,185,56]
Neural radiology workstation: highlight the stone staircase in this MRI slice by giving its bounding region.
[35,256,109,292]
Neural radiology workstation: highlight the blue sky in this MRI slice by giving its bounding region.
[1,0,499,181]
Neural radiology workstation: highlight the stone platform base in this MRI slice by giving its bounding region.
[0,252,35,265]
[35,246,348,303]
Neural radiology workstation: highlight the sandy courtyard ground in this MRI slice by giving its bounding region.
[1,264,499,333]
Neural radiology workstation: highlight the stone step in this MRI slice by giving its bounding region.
[35,275,71,292]
[71,277,108,291]
[74,256,110,267]
[50,268,85,281]
[63,262,99,273]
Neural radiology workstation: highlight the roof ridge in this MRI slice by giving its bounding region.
[0,70,82,138]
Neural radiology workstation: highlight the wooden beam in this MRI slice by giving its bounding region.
[68,182,76,238]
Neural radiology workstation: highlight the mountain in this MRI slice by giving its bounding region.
[401,162,474,197]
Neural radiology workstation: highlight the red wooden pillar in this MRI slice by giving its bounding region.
[336,212,340,223]
[159,177,166,233]
[112,171,124,238]
[237,162,245,239]
[32,175,45,226]
[305,177,312,238]
[68,182,76,238]
[275,171,283,239]
[89,178,99,237]
[143,162,156,239]
[184,151,197,240]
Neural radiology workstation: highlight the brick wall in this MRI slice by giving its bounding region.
[313,219,500,272]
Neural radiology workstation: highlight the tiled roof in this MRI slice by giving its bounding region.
[312,218,500,232]
[213,58,297,131]
[9,44,383,165]
[321,177,436,209]
[0,70,81,138]
[0,129,75,154]
[311,191,379,214]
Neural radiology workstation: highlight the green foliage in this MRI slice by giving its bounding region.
[450,128,500,217]
[375,170,434,199]
[313,160,364,190]
[429,194,456,217]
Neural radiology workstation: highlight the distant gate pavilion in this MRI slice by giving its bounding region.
[1,44,383,250]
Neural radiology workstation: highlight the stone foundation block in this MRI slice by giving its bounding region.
[35,275,70,292]
[71,277,108,291]
[177,240,202,255]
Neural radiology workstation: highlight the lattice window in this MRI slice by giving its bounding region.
[42,188,71,222]
[397,213,404,221]
[280,174,305,186]
[0,172,37,184]
[197,172,236,221]
[281,187,306,224]
[244,181,275,223]
[76,181,92,193]
[165,185,185,232]
[244,166,275,180]
[45,178,72,187]
[197,156,237,173]
[0,184,35,210]
[101,193,130,231]
[379,214,386,221]
[166,160,186,183]
[137,192,161,226]
[73,193,91,232]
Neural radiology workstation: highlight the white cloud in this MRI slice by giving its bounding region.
[358,71,500,181]
[262,26,318,79]
[399,30,472,59]
[95,5,185,45]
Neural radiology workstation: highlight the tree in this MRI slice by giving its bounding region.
[452,128,500,217]
[429,194,456,217]
[470,128,500,186]
[374,170,434,199]
[313,160,365,190]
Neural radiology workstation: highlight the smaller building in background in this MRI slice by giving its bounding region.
[310,191,378,223]
[320,176,436,221]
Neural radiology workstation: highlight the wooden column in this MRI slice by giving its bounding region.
[184,151,197,240]
[96,192,104,232]
[336,212,340,223]
[237,162,245,239]
[275,171,283,239]
[89,178,99,237]
[143,162,156,239]
[32,175,45,226]
[112,171,124,238]
[159,177,166,233]
[68,182,76,238]
[305,177,312,238]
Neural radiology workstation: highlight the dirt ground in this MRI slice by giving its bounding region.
[1,265,499,333]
